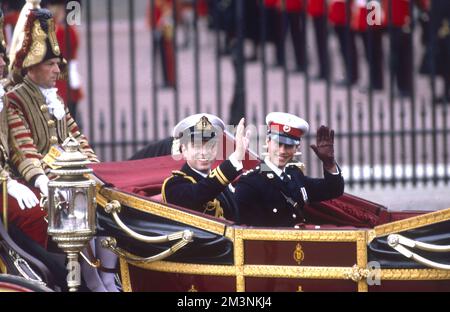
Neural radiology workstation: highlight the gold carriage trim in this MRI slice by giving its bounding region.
[381,269,450,280]
[239,228,366,242]
[372,207,450,241]
[119,257,132,292]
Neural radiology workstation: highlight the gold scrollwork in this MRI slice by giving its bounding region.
[47,19,61,56]
[23,20,47,68]
[374,207,450,239]
[344,264,369,282]
[188,285,198,292]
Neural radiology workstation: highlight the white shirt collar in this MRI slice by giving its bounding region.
[187,163,209,178]
[264,156,285,178]
[39,87,65,120]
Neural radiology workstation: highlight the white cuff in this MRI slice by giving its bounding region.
[326,163,341,175]
[34,174,49,188]
[229,152,243,171]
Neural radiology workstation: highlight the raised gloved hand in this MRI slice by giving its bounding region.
[232,117,251,161]
[34,175,50,197]
[7,179,39,210]
[310,125,337,172]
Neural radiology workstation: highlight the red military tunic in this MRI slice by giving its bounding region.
[280,0,304,12]
[307,0,325,17]
[329,0,348,26]
[3,10,19,45]
[352,0,369,31]
[55,24,82,105]
[264,0,279,8]
[382,0,410,27]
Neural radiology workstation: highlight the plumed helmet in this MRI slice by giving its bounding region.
[12,8,64,77]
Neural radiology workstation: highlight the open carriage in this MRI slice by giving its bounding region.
[1,134,450,292]
[91,156,450,292]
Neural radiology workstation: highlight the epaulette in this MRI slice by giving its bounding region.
[170,170,197,184]
[286,162,305,172]
[171,170,186,177]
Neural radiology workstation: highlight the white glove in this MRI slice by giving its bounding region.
[34,175,50,197]
[7,179,39,210]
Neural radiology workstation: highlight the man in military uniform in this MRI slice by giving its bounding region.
[6,8,98,198]
[234,112,344,227]
[162,114,249,221]
[46,0,83,121]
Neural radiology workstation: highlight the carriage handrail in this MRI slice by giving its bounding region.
[101,232,193,264]
[388,234,450,270]
[389,234,450,252]
[104,200,193,243]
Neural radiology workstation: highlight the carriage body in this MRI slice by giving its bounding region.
[92,154,450,292]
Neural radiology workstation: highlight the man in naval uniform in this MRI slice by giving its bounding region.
[162,114,249,222]
[234,112,344,227]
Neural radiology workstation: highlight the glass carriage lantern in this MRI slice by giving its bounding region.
[46,137,97,292]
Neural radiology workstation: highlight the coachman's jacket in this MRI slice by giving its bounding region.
[234,162,345,227]
[6,77,98,183]
[162,160,241,221]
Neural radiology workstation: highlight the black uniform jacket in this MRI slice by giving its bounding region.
[234,162,345,227]
[162,160,241,221]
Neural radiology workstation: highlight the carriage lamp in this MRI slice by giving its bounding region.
[46,137,97,292]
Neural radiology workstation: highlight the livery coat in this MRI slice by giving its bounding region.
[6,76,98,183]
[162,160,241,221]
[235,162,345,227]
[0,80,47,248]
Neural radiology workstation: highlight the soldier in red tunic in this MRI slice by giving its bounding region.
[46,0,83,121]
[382,0,412,96]
[419,0,449,104]
[329,0,359,86]
[351,0,384,91]
[277,0,306,72]
[147,0,176,88]
[307,0,329,80]
[1,0,25,45]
